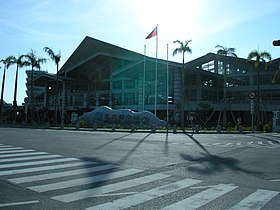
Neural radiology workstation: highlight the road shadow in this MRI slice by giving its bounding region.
[119,133,151,164]
[180,152,262,175]
[181,133,263,175]
[184,133,211,156]
[81,156,120,189]
[94,133,133,149]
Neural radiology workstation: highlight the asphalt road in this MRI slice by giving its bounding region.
[0,127,280,209]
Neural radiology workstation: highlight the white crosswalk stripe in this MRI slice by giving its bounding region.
[29,168,143,192]
[0,160,95,176]
[162,183,238,210]
[0,149,34,154]
[0,146,24,151]
[229,189,279,210]
[0,157,78,169]
[0,145,13,148]
[0,151,48,158]
[268,141,274,145]
[8,164,118,184]
[0,143,279,209]
[86,178,202,210]
[52,173,170,203]
[0,154,62,163]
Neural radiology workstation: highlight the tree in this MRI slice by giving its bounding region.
[0,56,16,116]
[215,45,237,129]
[13,55,26,122]
[173,40,192,129]
[43,47,61,125]
[24,49,47,124]
[247,50,272,131]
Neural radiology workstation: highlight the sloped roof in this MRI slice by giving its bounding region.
[59,36,144,75]
[32,72,63,86]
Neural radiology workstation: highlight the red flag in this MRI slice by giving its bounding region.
[146,26,157,39]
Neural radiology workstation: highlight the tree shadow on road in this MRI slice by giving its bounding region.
[94,133,133,149]
[181,133,263,175]
[180,152,262,175]
[184,133,211,156]
[80,156,119,189]
[119,133,151,165]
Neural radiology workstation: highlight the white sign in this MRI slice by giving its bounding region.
[249,92,255,99]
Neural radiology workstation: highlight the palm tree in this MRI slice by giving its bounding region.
[43,47,61,125]
[24,49,47,124]
[173,39,192,129]
[13,55,26,122]
[215,45,237,129]
[0,56,16,116]
[247,50,272,131]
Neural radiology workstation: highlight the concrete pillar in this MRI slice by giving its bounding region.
[75,123,80,130]
[151,125,156,133]
[217,125,221,133]
[93,123,97,131]
[238,125,243,133]
[195,125,199,133]
[131,124,135,132]
[173,125,177,134]
[111,123,116,132]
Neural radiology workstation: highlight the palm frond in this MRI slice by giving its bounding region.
[24,49,47,70]
[43,47,55,59]
[248,50,272,70]
[1,56,16,69]
[216,45,237,57]
[172,48,180,56]
[247,50,259,61]
[260,51,272,62]
[16,55,25,67]
[44,47,61,65]
[215,45,224,50]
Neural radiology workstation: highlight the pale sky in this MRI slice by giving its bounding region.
[1,0,280,104]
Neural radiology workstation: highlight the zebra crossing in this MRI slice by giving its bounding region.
[0,143,279,209]
[172,139,280,149]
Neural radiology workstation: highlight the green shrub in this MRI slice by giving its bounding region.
[263,122,272,133]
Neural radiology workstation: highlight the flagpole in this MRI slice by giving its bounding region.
[143,45,146,111]
[154,24,158,116]
[167,43,169,123]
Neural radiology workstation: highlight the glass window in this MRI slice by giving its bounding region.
[186,74,197,85]
[124,93,135,104]
[112,81,122,89]
[99,94,109,106]
[218,61,224,75]
[124,80,135,89]
[202,60,215,73]
[201,76,216,87]
[112,93,122,105]
[71,95,84,106]
[202,90,217,100]
[261,75,273,85]
[100,67,110,79]
[96,82,109,90]
[71,84,87,93]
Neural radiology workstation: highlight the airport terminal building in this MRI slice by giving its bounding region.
[27,36,280,128]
